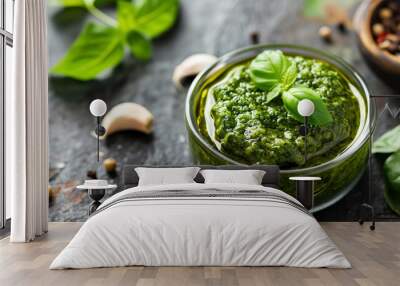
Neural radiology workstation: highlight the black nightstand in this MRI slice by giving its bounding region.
[289,176,321,210]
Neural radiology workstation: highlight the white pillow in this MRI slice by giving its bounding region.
[135,167,200,186]
[200,169,265,185]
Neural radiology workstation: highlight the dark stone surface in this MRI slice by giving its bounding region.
[48,0,400,222]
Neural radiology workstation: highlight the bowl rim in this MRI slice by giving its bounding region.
[185,44,377,174]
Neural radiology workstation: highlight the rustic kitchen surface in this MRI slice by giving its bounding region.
[48,0,399,221]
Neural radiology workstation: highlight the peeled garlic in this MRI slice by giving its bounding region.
[172,54,218,88]
[99,102,153,139]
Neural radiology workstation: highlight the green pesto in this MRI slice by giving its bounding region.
[197,55,360,168]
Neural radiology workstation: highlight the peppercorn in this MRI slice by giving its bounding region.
[372,23,385,35]
[336,21,347,33]
[380,8,393,20]
[250,31,260,44]
[319,26,332,43]
[103,158,117,173]
[87,170,97,179]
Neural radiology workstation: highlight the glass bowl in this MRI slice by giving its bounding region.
[185,44,376,212]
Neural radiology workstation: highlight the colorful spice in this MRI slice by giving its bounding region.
[371,1,400,56]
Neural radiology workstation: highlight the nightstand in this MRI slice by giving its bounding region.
[289,176,321,210]
[77,183,117,215]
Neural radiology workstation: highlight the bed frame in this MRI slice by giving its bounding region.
[121,165,280,189]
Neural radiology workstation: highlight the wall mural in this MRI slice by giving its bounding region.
[47,0,400,222]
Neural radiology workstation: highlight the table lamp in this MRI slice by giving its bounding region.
[89,99,107,162]
[297,99,315,163]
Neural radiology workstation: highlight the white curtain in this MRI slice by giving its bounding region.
[7,0,49,242]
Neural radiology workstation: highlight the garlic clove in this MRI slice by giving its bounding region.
[172,54,218,88]
[98,102,153,139]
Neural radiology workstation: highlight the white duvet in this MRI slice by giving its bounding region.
[50,183,350,269]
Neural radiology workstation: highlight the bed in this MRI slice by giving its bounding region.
[50,165,350,269]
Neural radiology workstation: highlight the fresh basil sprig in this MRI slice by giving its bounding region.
[51,23,125,80]
[249,50,297,102]
[249,49,332,126]
[50,0,179,81]
[372,125,400,154]
[383,151,400,215]
[372,126,400,215]
[282,87,333,126]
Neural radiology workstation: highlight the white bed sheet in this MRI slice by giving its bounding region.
[50,183,350,269]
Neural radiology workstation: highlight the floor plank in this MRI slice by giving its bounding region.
[0,222,399,286]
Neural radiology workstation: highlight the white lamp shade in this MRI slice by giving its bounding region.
[90,99,107,117]
[297,99,315,117]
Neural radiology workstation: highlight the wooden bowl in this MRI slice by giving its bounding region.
[354,0,400,77]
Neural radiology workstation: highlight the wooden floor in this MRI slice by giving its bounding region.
[0,222,399,286]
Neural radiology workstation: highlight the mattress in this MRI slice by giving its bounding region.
[50,183,350,269]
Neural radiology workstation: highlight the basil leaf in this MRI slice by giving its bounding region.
[51,23,125,81]
[282,86,333,126]
[49,0,85,6]
[249,50,297,92]
[84,0,95,5]
[49,0,115,7]
[281,61,297,90]
[117,2,152,60]
[132,0,179,38]
[372,125,400,154]
[126,30,152,60]
[383,151,400,215]
[117,0,136,32]
[266,85,282,104]
[303,0,360,18]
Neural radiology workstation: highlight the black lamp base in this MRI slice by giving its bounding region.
[94,116,106,162]
[295,180,314,210]
[88,189,105,215]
